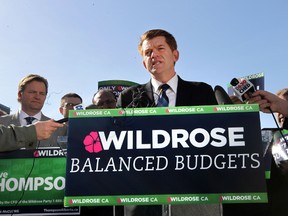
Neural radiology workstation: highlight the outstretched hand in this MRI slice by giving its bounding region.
[248,90,288,117]
[34,119,64,140]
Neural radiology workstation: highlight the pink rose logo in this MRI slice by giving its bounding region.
[83,131,103,153]
[33,150,39,157]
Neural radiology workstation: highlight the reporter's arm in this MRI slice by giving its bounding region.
[34,120,64,140]
[250,90,288,116]
[0,120,64,152]
[0,124,37,152]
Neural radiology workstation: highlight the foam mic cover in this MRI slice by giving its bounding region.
[214,85,233,105]
[283,117,288,130]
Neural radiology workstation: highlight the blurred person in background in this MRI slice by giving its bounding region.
[0,74,66,147]
[59,93,83,118]
[92,89,116,109]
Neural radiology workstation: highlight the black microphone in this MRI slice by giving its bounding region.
[214,85,233,105]
[56,118,68,123]
[283,117,288,130]
[230,78,255,102]
[126,88,154,108]
[127,89,146,108]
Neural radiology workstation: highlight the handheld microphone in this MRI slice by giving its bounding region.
[214,85,233,105]
[230,78,255,102]
[56,118,68,123]
[283,118,288,130]
[127,89,144,108]
[126,89,152,108]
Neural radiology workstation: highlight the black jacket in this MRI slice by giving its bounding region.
[117,76,217,108]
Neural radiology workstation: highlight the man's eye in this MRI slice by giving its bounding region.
[145,51,151,56]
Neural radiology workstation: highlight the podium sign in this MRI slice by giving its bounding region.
[64,105,267,206]
[0,148,80,215]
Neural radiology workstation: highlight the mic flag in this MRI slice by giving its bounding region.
[214,85,233,105]
[230,78,255,102]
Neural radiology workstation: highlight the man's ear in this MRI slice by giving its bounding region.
[173,49,179,62]
[17,91,22,102]
[59,107,64,115]
[143,60,147,69]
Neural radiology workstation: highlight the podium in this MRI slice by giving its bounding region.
[64,104,267,212]
[0,105,267,216]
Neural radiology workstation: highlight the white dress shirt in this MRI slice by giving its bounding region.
[151,74,178,107]
[19,110,41,126]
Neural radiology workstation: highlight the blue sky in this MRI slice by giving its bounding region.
[0,0,287,128]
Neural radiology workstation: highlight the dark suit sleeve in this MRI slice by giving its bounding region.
[199,82,218,105]
[0,124,37,152]
[176,79,218,106]
[116,88,135,108]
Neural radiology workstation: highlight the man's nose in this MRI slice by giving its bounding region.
[151,49,159,58]
[34,93,41,98]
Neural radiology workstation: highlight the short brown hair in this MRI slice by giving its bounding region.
[276,88,288,98]
[18,74,48,96]
[138,29,178,55]
[60,93,83,107]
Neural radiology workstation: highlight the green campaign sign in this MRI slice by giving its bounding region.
[98,79,139,99]
[0,148,79,215]
[64,104,268,206]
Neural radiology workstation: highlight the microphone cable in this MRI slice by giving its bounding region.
[11,141,40,216]
[10,125,67,216]
[267,107,288,153]
[269,107,287,142]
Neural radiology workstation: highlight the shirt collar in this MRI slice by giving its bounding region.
[151,74,178,94]
[19,110,42,122]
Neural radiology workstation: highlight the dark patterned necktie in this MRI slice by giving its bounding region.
[157,84,170,107]
[25,116,36,125]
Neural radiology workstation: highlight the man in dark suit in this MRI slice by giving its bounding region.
[117,29,217,109]
[117,29,220,216]
[0,74,66,147]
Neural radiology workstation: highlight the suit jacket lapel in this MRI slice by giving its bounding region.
[13,113,21,126]
[175,77,189,106]
[40,113,50,121]
[143,82,155,106]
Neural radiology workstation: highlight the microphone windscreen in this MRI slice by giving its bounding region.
[283,117,288,130]
[214,85,233,105]
[230,78,239,86]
